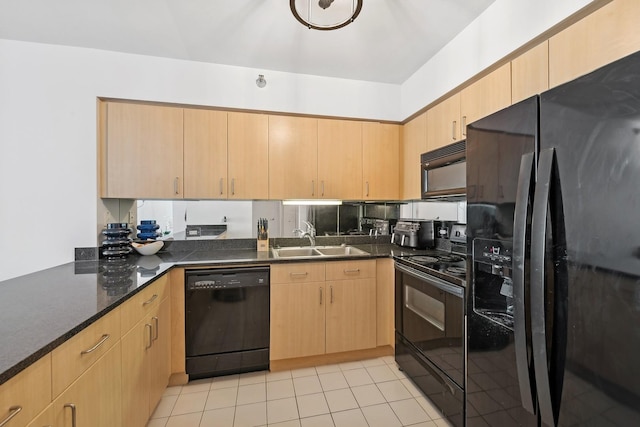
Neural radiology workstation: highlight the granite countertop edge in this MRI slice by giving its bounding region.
[0,243,426,386]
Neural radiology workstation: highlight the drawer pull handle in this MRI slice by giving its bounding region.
[330,285,334,304]
[219,178,224,195]
[320,287,323,305]
[80,334,110,355]
[143,294,158,306]
[145,324,153,349]
[0,406,22,427]
[289,272,308,277]
[152,317,159,341]
[64,403,77,427]
[343,269,361,274]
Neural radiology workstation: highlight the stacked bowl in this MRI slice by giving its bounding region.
[101,222,133,259]
[137,220,161,240]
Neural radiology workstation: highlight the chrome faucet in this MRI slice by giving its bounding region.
[293,221,316,247]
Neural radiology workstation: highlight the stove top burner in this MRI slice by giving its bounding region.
[446,266,467,276]
[411,256,439,264]
[438,254,465,263]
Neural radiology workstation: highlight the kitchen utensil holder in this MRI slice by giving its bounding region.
[257,233,269,252]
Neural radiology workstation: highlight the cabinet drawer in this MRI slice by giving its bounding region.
[121,275,169,335]
[271,263,325,284]
[0,354,51,427]
[51,306,121,398]
[325,260,376,281]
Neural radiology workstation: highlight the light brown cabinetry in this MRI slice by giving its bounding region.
[269,115,318,199]
[317,119,363,199]
[426,93,462,149]
[460,63,512,136]
[102,102,184,199]
[512,41,549,104]
[270,260,376,361]
[376,258,395,347]
[227,112,269,199]
[270,263,326,360]
[51,306,121,398]
[0,355,51,427]
[121,276,171,427]
[362,122,400,200]
[324,260,377,354]
[51,343,122,427]
[549,0,640,88]
[183,109,228,199]
[401,112,427,200]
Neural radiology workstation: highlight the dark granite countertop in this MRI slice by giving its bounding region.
[0,240,428,386]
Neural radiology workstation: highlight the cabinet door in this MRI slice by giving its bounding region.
[376,258,395,347]
[317,119,362,199]
[512,41,549,104]
[183,109,228,199]
[270,282,326,360]
[362,122,400,200]
[325,278,376,354]
[227,112,269,199]
[549,0,640,88]
[0,355,51,427]
[426,93,461,149]
[121,319,152,427]
[269,115,318,199]
[401,112,427,200]
[460,63,511,136]
[52,343,122,427]
[149,299,171,415]
[104,102,183,199]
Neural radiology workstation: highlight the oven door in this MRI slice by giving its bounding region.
[395,262,465,387]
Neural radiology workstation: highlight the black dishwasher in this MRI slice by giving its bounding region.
[185,266,270,379]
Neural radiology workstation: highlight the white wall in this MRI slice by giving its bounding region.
[0,40,399,281]
[400,0,599,118]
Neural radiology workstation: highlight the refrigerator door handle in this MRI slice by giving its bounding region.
[531,147,556,427]
[513,151,536,415]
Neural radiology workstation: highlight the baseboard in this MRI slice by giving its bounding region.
[269,345,394,372]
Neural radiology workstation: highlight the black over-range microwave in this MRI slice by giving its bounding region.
[420,140,466,201]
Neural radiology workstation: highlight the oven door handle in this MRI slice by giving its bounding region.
[395,262,464,298]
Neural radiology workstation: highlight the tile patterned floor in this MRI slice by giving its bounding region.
[146,356,454,427]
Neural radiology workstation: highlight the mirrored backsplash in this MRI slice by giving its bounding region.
[134,200,466,240]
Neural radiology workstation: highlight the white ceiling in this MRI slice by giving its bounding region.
[0,0,496,84]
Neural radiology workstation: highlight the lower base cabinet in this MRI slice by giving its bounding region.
[51,342,122,427]
[270,260,376,361]
[121,297,171,427]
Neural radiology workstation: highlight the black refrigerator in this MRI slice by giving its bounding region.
[466,51,640,426]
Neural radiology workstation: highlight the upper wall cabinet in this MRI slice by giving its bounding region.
[183,109,228,199]
[401,112,427,200]
[460,62,512,134]
[362,122,400,200]
[269,115,318,199]
[549,0,640,88]
[317,119,363,200]
[227,112,269,199]
[101,102,184,199]
[426,93,461,150]
[512,41,549,104]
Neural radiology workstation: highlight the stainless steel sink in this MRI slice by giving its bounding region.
[315,246,369,256]
[271,247,322,258]
[271,245,369,259]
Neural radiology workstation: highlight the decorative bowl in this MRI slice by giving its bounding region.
[131,240,164,256]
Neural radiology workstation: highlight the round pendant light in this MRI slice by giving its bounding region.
[290,0,363,31]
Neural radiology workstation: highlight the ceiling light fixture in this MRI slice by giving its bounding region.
[290,0,363,31]
[256,74,267,88]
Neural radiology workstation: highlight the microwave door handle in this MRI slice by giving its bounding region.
[531,148,556,427]
[513,152,536,415]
